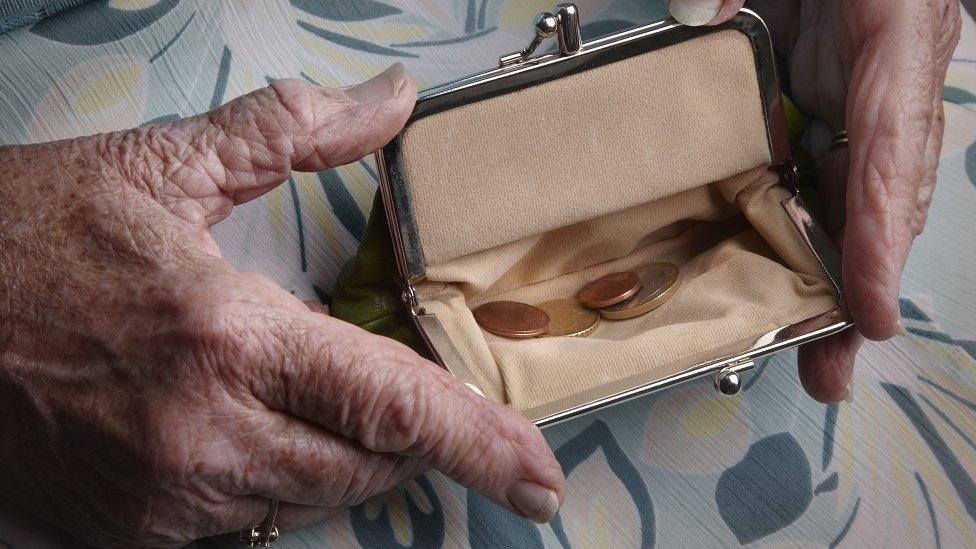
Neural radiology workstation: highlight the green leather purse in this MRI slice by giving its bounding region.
[331,192,429,356]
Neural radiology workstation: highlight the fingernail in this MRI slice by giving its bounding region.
[896,321,908,337]
[507,480,560,524]
[343,63,406,105]
[304,300,330,315]
[843,381,854,404]
[669,0,721,26]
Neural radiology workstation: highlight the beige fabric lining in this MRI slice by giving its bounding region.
[415,167,837,410]
[401,30,771,265]
[395,29,838,411]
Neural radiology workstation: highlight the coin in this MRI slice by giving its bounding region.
[578,271,642,308]
[536,298,600,338]
[473,300,550,338]
[599,262,679,320]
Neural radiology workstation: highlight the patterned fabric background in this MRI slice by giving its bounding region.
[0,1,974,547]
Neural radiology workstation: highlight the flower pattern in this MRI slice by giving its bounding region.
[0,1,974,548]
[351,477,445,548]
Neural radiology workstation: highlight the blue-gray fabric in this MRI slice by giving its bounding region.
[0,0,86,34]
[0,2,974,547]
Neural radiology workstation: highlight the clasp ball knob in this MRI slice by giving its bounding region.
[715,371,742,396]
[533,12,559,39]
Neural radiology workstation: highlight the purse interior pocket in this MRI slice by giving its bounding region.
[414,166,837,411]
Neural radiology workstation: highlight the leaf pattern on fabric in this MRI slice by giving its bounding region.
[945,85,976,105]
[580,19,637,40]
[967,139,976,188]
[882,384,976,521]
[317,169,368,241]
[550,420,654,548]
[391,28,497,49]
[298,20,418,58]
[30,0,178,45]
[715,433,813,544]
[642,383,752,473]
[466,491,543,549]
[290,0,401,22]
[350,476,445,548]
[147,11,195,64]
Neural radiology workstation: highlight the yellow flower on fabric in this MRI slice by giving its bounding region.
[109,0,161,10]
[74,65,144,115]
[362,479,433,546]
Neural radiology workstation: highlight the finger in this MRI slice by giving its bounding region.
[305,300,330,316]
[234,407,422,507]
[820,142,851,247]
[275,503,342,531]
[743,1,801,55]
[797,329,864,403]
[666,0,745,26]
[243,315,565,524]
[912,46,953,240]
[841,4,957,341]
[216,495,276,539]
[110,63,417,227]
[222,497,341,540]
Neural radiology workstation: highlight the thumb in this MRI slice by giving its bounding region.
[108,63,416,227]
[667,0,746,26]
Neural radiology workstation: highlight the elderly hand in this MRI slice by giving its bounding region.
[667,0,962,402]
[0,64,564,547]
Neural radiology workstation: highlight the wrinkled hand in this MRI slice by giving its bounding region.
[667,0,962,402]
[0,64,564,547]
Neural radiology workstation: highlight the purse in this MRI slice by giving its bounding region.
[337,4,852,427]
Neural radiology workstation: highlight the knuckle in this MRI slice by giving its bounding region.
[119,411,233,543]
[349,348,439,454]
[270,321,331,411]
[268,78,320,126]
[112,490,225,547]
[113,499,182,547]
[130,404,194,483]
[937,0,962,34]
[106,122,215,204]
[374,375,428,452]
[929,0,962,60]
[171,288,261,379]
[210,81,313,176]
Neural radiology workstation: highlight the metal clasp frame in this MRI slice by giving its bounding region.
[499,3,582,67]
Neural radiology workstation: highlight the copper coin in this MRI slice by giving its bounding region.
[599,262,679,320]
[537,298,600,338]
[473,301,550,338]
[578,271,642,308]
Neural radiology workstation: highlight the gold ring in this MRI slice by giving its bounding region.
[239,499,280,547]
[829,129,849,152]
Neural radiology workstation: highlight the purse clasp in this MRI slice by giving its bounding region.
[499,3,582,67]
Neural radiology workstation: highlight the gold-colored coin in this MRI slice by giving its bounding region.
[536,298,600,338]
[599,262,679,320]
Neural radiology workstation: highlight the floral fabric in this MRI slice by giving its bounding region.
[0,1,975,547]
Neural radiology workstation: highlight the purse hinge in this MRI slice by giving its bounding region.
[401,284,425,318]
[777,160,801,195]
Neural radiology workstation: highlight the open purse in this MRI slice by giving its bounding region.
[369,5,853,426]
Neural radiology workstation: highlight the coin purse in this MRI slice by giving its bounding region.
[376,5,853,426]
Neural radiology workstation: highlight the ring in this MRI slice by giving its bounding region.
[239,499,280,547]
[829,129,849,152]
